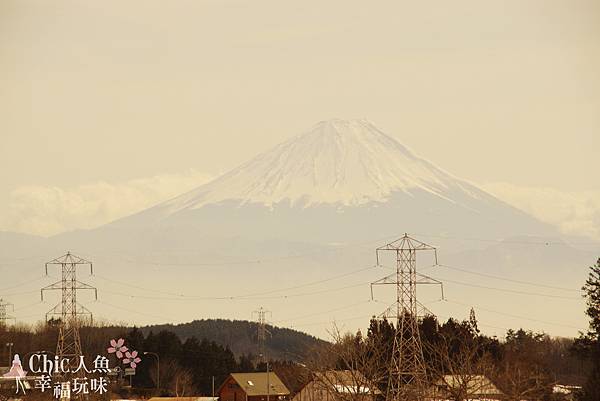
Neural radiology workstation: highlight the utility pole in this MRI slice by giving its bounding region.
[1,299,15,367]
[144,351,160,392]
[371,234,443,401]
[6,342,14,365]
[41,252,97,372]
[266,360,270,401]
[252,307,271,363]
[0,299,15,327]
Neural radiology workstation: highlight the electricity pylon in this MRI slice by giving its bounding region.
[252,307,271,362]
[371,234,443,401]
[41,252,97,370]
[0,299,15,327]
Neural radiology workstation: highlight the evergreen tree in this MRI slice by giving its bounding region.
[583,259,600,339]
[469,307,480,335]
[579,258,600,401]
[238,353,256,372]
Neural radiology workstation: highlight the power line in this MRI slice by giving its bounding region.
[98,280,370,301]
[1,289,41,297]
[0,276,47,292]
[240,265,377,298]
[412,232,599,246]
[444,299,586,331]
[434,313,509,332]
[13,301,45,312]
[4,265,583,307]
[273,300,373,324]
[437,264,580,292]
[375,297,585,332]
[432,276,582,300]
[96,299,172,321]
[286,305,544,334]
[94,275,195,298]
[291,315,373,328]
[86,234,400,268]
[287,300,447,330]
[380,265,583,300]
[0,255,50,264]
[13,314,43,319]
[8,294,584,335]
[92,264,377,300]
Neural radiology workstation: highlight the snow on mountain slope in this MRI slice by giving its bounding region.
[156,119,484,217]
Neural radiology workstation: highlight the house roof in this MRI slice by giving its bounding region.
[314,370,365,385]
[227,372,290,396]
[311,370,380,394]
[433,375,503,396]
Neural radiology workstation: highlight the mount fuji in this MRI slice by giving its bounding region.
[155,118,480,210]
[102,119,551,246]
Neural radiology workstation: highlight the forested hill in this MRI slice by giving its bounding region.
[140,319,327,361]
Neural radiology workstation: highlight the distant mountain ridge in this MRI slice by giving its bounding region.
[140,319,327,361]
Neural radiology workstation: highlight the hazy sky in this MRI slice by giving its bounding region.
[1,0,600,237]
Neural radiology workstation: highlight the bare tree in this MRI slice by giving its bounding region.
[158,358,195,396]
[490,330,554,401]
[425,334,500,401]
[491,358,551,401]
[302,325,387,401]
[174,368,194,397]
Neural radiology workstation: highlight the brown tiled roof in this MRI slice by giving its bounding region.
[229,372,290,396]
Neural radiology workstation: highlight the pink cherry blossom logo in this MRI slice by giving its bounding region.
[107,338,142,369]
[107,338,128,359]
[123,351,141,369]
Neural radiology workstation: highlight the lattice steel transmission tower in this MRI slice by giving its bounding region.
[41,252,97,370]
[0,299,15,327]
[252,307,271,362]
[371,234,443,401]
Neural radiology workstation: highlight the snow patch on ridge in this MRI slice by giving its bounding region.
[157,119,478,216]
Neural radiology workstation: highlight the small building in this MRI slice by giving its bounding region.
[553,384,582,401]
[218,373,290,401]
[426,375,504,401]
[291,370,379,401]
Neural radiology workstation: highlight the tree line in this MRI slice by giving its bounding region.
[306,259,600,401]
[0,259,598,400]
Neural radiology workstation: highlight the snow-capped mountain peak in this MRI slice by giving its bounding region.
[157,119,473,215]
